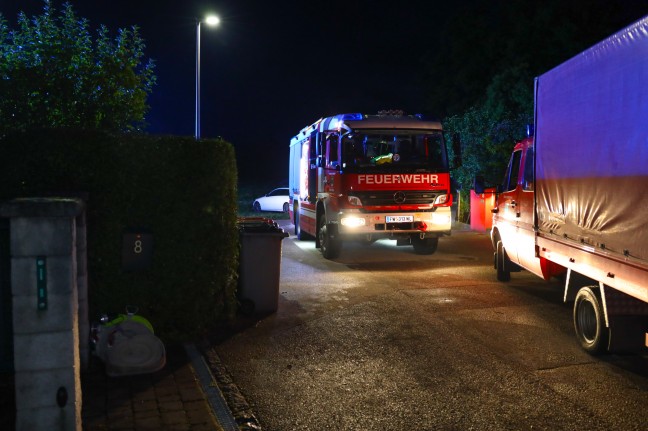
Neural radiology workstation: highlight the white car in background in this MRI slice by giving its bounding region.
[252,187,290,212]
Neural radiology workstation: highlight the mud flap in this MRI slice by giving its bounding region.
[604,285,648,352]
[607,316,648,352]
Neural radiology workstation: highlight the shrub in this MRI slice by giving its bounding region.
[0,129,238,341]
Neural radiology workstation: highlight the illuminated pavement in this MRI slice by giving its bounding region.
[205,220,648,430]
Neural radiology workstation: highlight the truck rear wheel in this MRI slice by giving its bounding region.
[412,236,438,255]
[319,217,341,259]
[574,287,609,354]
[496,241,511,282]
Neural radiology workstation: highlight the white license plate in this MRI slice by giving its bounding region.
[386,216,413,223]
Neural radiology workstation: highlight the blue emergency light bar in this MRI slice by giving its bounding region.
[339,113,364,121]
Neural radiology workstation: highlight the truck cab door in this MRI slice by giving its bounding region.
[496,149,523,264]
[515,145,543,275]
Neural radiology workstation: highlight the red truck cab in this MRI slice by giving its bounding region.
[489,136,565,282]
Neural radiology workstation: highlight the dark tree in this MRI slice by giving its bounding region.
[432,0,647,220]
[0,0,156,135]
[424,0,647,117]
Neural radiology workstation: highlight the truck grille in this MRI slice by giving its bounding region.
[355,190,444,209]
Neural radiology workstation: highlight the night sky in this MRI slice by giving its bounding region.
[3,1,647,184]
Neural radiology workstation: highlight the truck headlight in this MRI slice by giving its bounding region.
[347,195,362,206]
[432,213,451,225]
[341,216,366,227]
[434,194,449,205]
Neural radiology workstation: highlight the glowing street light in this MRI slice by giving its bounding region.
[195,14,220,139]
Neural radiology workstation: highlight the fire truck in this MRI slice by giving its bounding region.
[289,111,454,259]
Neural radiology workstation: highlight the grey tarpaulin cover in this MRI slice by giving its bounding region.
[535,15,648,264]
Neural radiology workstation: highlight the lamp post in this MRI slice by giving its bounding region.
[195,14,220,139]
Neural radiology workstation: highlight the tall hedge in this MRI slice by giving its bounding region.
[0,129,238,341]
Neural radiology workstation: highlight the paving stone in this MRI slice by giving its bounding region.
[161,409,187,425]
[186,406,217,425]
[159,399,184,412]
[183,399,208,412]
[133,388,157,402]
[80,344,228,431]
[132,398,158,412]
[154,386,179,398]
[134,414,163,429]
[106,415,135,430]
[106,398,131,411]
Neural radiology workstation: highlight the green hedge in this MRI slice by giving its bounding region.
[0,129,238,341]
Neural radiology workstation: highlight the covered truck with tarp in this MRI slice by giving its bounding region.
[480,15,648,353]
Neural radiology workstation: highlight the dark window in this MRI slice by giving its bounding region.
[327,134,339,168]
[503,150,522,192]
[339,130,448,173]
[268,188,287,197]
[523,147,534,191]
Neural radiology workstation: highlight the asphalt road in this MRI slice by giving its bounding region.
[213,221,648,431]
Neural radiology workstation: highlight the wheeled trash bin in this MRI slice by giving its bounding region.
[237,217,288,314]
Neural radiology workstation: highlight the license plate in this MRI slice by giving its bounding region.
[386,216,413,223]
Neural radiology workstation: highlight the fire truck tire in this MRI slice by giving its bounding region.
[411,236,438,255]
[496,241,511,282]
[319,218,341,259]
[574,287,609,355]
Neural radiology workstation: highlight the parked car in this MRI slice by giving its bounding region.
[252,187,289,212]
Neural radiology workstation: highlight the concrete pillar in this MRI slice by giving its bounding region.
[0,218,12,373]
[75,212,89,372]
[0,198,85,431]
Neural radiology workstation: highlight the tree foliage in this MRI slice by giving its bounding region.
[445,65,533,221]
[424,0,644,117]
[431,0,646,220]
[0,0,156,134]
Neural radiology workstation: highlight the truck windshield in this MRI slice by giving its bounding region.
[341,130,448,173]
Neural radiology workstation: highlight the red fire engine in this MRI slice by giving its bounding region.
[289,111,454,259]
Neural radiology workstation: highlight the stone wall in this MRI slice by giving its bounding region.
[0,198,86,431]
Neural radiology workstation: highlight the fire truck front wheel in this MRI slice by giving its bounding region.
[411,236,438,255]
[319,218,342,259]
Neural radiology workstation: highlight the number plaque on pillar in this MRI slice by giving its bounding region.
[122,230,153,271]
[36,256,47,310]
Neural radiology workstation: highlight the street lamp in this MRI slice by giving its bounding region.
[195,14,220,139]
